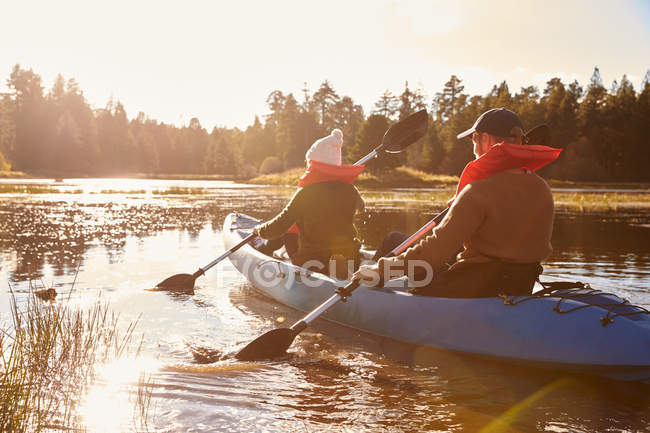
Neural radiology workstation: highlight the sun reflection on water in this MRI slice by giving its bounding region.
[78,357,162,432]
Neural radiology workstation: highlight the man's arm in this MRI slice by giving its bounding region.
[380,184,486,272]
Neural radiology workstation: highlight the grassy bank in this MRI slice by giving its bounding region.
[0,184,207,195]
[0,171,239,181]
[552,191,650,212]
[0,170,29,179]
[361,189,650,212]
[133,173,237,181]
[547,179,650,190]
[247,166,459,188]
[0,289,150,432]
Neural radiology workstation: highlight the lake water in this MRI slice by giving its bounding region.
[1,179,649,432]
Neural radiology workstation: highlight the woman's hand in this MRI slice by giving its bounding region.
[352,264,383,287]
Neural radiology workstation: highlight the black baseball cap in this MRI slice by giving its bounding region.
[456,108,523,140]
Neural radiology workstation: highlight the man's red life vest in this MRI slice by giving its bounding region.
[454,142,562,197]
[287,160,365,233]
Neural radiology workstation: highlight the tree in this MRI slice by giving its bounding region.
[398,81,428,166]
[489,81,513,109]
[265,90,285,127]
[206,131,239,175]
[641,70,650,90]
[396,81,423,120]
[514,85,543,127]
[332,96,364,159]
[608,75,637,179]
[6,64,46,170]
[373,89,398,119]
[629,77,650,180]
[0,95,15,168]
[312,80,340,130]
[433,75,466,122]
[578,66,610,176]
[541,78,566,140]
[347,114,398,173]
[420,122,445,172]
[275,93,301,168]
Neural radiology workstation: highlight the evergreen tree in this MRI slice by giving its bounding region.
[312,80,340,130]
[578,66,610,176]
[347,114,397,173]
[332,95,364,159]
[490,81,513,108]
[641,70,650,90]
[0,95,15,168]
[433,75,466,121]
[265,90,285,127]
[373,89,398,119]
[6,64,46,170]
[420,121,445,172]
[276,94,305,168]
[515,85,544,127]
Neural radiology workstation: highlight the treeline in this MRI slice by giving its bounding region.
[1,64,649,181]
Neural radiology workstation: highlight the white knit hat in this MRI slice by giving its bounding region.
[305,129,343,166]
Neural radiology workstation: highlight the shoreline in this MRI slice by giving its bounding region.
[2,167,649,192]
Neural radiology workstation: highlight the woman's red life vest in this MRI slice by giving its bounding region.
[298,160,365,187]
[454,142,562,197]
[287,160,365,233]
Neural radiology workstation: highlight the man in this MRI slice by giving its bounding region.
[254,129,365,276]
[354,108,557,297]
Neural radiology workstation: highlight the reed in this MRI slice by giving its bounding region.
[553,191,650,212]
[152,187,207,195]
[0,185,57,194]
[0,286,149,432]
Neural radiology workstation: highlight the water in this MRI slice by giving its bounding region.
[1,179,649,432]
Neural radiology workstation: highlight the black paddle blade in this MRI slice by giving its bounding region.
[235,328,298,361]
[525,124,551,146]
[155,273,196,290]
[382,109,428,153]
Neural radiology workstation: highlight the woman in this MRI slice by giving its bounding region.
[254,129,365,278]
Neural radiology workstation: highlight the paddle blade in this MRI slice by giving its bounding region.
[235,328,298,361]
[382,109,428,153]
[525,124,551,146]
[155,273,196,290]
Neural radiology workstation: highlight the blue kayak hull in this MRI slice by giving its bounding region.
[223,213,650,382]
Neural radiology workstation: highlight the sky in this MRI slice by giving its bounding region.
[2,0,649,130]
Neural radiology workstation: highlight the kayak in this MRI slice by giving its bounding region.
[223,212,650,382]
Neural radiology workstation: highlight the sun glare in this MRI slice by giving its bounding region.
[78,357,161,432]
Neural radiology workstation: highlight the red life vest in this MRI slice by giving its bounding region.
[287,160,365,233]
[298,160,365,187]
[454,142,562,197]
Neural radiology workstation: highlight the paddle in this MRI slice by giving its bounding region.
[155,109,429,291]
[155,233,256,290]
[235,122,551,361]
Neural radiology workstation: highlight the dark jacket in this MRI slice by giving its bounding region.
[258,182,364,268]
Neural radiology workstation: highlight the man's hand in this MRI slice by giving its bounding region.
[352,264,383,287]
[252,225,261,237]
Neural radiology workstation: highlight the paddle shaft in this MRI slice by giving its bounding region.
[192,233,255,278]
[354,144,385,165]
[289,207,451,331]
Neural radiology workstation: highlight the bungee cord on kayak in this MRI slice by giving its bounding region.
[498,281,650,327]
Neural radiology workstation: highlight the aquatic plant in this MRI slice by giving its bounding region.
[0,185,57,194]
[0,286,149,432]
[152,187,207,195]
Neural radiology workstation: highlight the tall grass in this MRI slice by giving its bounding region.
[0,288,149,432]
